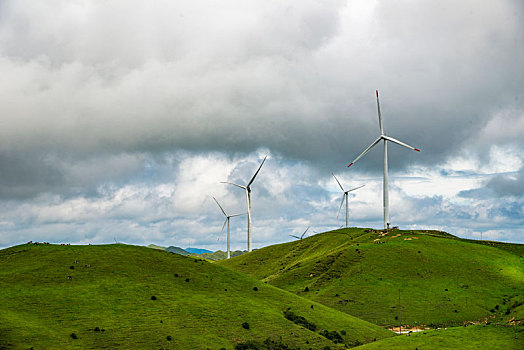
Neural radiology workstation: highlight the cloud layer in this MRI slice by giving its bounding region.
[0,1,522,247]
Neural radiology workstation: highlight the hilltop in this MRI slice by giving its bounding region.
[218,228,524,329]
[0,243,392,349]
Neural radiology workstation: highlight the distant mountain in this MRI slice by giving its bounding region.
[165,246,190,255]
[185,247,212,254]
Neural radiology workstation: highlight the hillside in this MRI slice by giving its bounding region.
[357,324,522,350]
[218,228,524,329]
[0,243,392,349]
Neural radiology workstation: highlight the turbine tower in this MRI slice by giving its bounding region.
[289,226,310,240]
[222,155,267,252]
[332,173,365,228]
[212,197,245,259]
[347,90,420,229]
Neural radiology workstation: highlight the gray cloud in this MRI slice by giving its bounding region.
[0,1,522,174]
[0,1,523,247]
[486,167,524,197]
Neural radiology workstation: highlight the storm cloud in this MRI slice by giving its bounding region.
[0,1,522,247]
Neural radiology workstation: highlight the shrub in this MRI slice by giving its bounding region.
[166,335,172,341]
[235,340,258,349]
[304,287,309,292]
[151,296,157,300]
[94,327,100,332]
[185,278,190,282]
[319,330,343,343]
[174,273,178,277]
[69,266,74,269]
[70,333,78,339]
[340,330,346,335]
[283,310,317,331]
[253,287,258,291]
[235,338,296,350]
[242,322,250,330]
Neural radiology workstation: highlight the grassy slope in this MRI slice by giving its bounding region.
[356,325,523,350]
[218,228,524,328]
[0,243,392,349]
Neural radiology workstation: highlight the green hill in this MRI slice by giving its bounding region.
[218,228,524,329]
[164,246,190,255]
[357,324,522,350]
[147,244,166,250]
[198,250,247,261]
[0,243,392,349]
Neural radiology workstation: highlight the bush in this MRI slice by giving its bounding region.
[185,278,190,282]
[304,287,309,292]
[235,340,258,349]
[253,286,258,291]
[283,310,317,331]
[94,327,100,332]
[340,330,346,335]
[167,335,172,341]
[319,330,343,343]
[151,296,157,300]
[70,333,78,339]
[235,338,297,350]
[242,322,250,330]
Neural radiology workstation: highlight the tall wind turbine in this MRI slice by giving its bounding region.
[222,155,267,252]
[289,226,310,240]
[332,173,365,228]
[347,90,420,229]
[212,197,245,259]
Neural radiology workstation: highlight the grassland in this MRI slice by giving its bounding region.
[357,324,523,349]
[0,243,392,349]
[218,228,524,329]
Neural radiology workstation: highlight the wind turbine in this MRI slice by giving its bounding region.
[347,90,420,229]
[289,226,310,240]
[212,197,245,259]
[222,155,267,252]
[332,173,365,228]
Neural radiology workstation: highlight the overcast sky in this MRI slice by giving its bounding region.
[1,0,523,250]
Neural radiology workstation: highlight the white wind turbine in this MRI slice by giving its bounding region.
[289,226,310,240]
[347,90,420,229]
[212,197,245,259]
[332,173,365,228]
[222,155,267,252]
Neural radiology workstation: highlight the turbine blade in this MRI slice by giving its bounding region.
[332,173,345,192]
[212,196,227,216]
[376,90,384,134]
[383,135,420,152]
[220,219,227,236]
[289,235,300,239]
[301,226,310,239]
[229,212,247,218]
[221,181,247,190]
[247,155,267,187]
[337,194,345,219]
[347,184,366,193]
[347,136,382,167]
